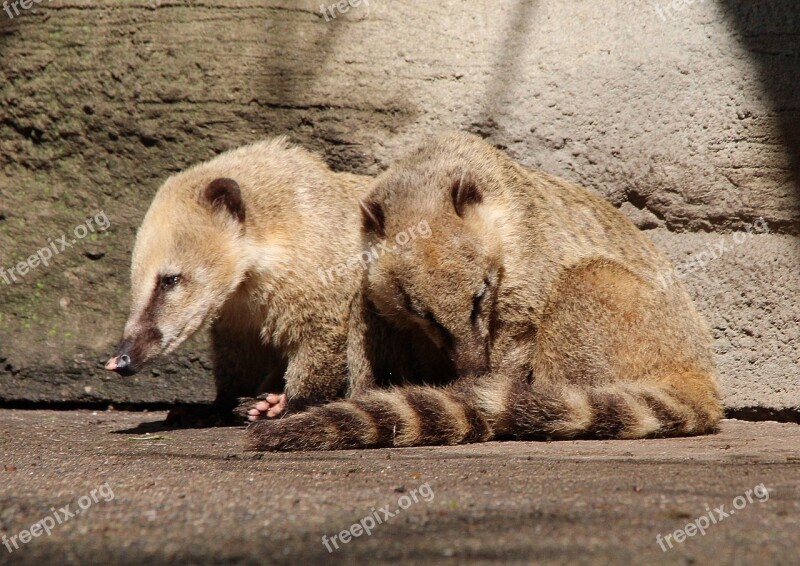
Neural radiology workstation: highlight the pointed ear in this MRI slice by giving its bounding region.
[360,199,386,238]
[203,178,245,223]
[451,170,482,218]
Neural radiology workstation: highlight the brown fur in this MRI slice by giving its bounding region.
[107,138,373,421]
[246,133,722,450]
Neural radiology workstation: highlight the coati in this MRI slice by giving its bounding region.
[105,138,373,423]
[247,132,722,450]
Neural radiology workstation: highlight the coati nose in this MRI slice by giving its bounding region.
[105,346,138,376]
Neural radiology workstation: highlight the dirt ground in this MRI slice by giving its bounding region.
[0,410,797,565]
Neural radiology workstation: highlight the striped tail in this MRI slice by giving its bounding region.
[246,386,492,451]
[245,373,722,451]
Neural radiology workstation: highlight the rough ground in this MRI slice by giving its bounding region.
[0,410,798,565]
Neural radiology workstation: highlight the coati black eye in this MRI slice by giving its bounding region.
[471,278,490,325]
[159,274,181,291]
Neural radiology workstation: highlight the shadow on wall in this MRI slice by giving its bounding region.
[719,0,800,233]
[256,1,416,174]
[475,0,539,140]
[260,3,346,113]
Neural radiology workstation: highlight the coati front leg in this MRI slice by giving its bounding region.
[245,287,458,423]
[167,318,286,427]
[246,332,349,421]
[248,291,411,422]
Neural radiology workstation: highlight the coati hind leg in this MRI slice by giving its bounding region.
[510,257,723,438]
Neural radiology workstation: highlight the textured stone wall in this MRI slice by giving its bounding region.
[0,1,797,412]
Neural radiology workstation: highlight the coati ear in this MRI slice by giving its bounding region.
[360,200,386,238]
[203,178,245,223]
[451,170,482,218]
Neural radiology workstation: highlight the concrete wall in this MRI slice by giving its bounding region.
[0,1,797,413]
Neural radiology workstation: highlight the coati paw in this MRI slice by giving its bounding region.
[246,393,288,421]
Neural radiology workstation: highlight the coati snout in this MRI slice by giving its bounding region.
[105,329,162,376]
[105,353,133,376]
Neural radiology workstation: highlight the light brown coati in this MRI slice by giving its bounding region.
[104,138,375,424]
[246,132,722,450]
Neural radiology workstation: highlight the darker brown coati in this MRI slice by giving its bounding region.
[247,133,721,451]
